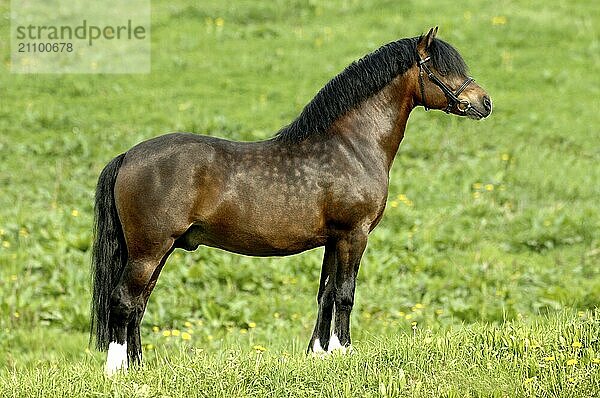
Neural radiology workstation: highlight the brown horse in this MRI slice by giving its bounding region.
[91,27,492,374]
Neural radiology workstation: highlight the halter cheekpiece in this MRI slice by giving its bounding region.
[418,56,474,114]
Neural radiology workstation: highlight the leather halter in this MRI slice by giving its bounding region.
[418,56,475,114]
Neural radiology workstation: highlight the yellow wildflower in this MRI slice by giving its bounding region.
[181,332,192,341]
[572,341,582,348]
[501,153,510,161]
[215,17,224,27]
[248,322,256,329]
[152,326,159,333]
[591,358,600,364]
[566,359,577,366]
[184,321,193,328]
[472,182,482,190]
[171,329,180,337]
[162,330,171,337]
[71,209,79,217]
[491,16,507,25]
[253,345,267,352]
[543,356,555,362]
[485,184,494,191]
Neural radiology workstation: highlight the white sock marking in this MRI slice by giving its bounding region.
[313,338,325,353]
[328,334,345,353]
[105,341,128,376]
[328,334,352,354]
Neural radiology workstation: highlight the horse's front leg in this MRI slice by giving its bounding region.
[329,228,368,353]
[307,240,337,354]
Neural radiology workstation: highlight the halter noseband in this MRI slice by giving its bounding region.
[418,56,475,114]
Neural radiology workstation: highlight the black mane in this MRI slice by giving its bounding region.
[275,37,468,143]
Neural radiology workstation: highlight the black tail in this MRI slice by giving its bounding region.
[90,153,127,351]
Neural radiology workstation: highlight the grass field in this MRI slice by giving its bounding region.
[1,0,599,396]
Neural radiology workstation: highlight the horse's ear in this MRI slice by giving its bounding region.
[417,26,438,57]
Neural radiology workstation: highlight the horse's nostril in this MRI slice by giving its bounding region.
[482,95,492,112]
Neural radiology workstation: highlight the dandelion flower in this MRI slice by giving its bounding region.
[501,153,510,161]
[181,332,192,341]
[566,359,577,366]
[248,322,256,329]
[591,358,600,364]
[572,341,582,348]
[152,326,160,333]
[171,329,180,337]
[253,345,267,352]
[543,356,555,362]
[71,209,79,217]
[485,184,494,191]
[215,17,225,27]
[491,16,507,25]
[162,330,171,337]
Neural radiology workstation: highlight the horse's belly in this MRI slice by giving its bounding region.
[176,220,326,257]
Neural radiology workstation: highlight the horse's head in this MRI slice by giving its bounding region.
[415,27,492,120]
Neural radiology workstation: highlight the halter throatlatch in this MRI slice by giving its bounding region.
[418,56,475,114]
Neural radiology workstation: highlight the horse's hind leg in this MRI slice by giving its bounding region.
[127,248,174,365]
[105,240,173,375]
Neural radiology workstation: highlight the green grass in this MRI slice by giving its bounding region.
[1,0,599,396]
[2,311,599,397]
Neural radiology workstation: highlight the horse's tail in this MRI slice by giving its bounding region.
[90,153,127,351]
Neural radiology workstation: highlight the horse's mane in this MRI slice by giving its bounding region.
[274,36,468,143]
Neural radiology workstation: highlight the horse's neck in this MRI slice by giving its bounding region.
[330,73,415,171]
